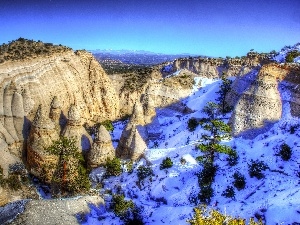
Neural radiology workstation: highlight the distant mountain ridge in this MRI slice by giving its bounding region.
[91,49,199,66]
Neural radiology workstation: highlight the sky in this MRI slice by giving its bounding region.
[1,0,300,57]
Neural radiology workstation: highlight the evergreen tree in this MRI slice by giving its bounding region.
[198,102,234,163]
[47,136,90,196]
[215,75,233,115]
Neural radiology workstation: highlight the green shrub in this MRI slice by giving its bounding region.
[279,143,292,161]
[198,163,218,187]
[233,171,246,190]
[227,150,239,166]
[105,157,122,176]
[285,50,300,63]
[101,120,114,132]
[6,174,22,191]
[160,157,173,170]
[188,205,264,225]
[198,185,214,204]
[137,165,153,181]
[188,118,198,132]
[111,194,135,217]
[248,159,268,179]
[222,186,235,199]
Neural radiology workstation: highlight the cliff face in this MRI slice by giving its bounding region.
[0,51,119,149]
[0,47,121,202]
[171,52,270,78]
[0,50,119,125]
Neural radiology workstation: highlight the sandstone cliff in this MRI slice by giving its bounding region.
[228,63,300,137]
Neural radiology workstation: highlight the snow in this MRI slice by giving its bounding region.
[273,43,300,63]
[84,75,300,224]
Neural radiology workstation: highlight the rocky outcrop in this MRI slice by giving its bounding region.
[229,64,282,137]
[116,101,148,160]
[88,125,115,168]
[8,196,104,225]
[27,105,59,182]
[49,96,62,132]
[116,124,147,161]
[62,104,92,152]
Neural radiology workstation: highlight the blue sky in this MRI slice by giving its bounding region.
[1,0,300,57]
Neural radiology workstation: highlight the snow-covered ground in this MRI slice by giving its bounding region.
[84,77,300,225]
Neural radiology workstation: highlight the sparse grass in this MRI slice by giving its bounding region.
[0,38,71,62]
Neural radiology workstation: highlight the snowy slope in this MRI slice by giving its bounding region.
[273,43,300,63]
[84,77,300,225]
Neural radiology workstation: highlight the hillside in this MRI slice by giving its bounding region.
[0,40,300,224]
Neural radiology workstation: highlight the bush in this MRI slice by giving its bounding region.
[187,205,264,225]
[279,143,292,161]
[198,185,214,204]
[285,50,300,63]
[198,163,218,187]
[222,186,235,199]
[248,159,268,179]
[6,174,22,191]
[188,118,198,132]
[227,150,239,166]
[160,157,173,170]
[105,157,122,176]
[111,194,135,217]
[137,165,153,181]
[233,171,246,190]
[101,120,114,132]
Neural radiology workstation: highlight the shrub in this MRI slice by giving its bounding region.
[285,50,300,63]
[111,194,135,217]
[222,186,235,199]
[187,205,264,225]
[198,163,218,187]
[248,159,268,179]
[227,150,239,166]
[137,165,153,181]
[188,118,198,132]
[105,157,122,176]
[198,185,214,204]
[233,171,246,190]
[279,143,292,161]
[6,174,22,191]
[160,157,173,170]
[101,120,114,132]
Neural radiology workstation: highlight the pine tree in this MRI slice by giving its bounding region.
[198,102,235,163]
[47,136,90,196]
[215,75,233,115]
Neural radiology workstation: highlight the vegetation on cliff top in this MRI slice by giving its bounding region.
[0,37,71,63]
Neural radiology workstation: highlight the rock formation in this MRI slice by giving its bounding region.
[8,196,104,225]
[49,96,62,132]
[116,101,148,160]
[27,105,59,183]
[62,104,92,152]
[229,65,282,137]
[88,125,115,168]
[116,124,147,161]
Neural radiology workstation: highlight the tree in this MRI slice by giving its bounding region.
[46,136,90,196]
[198,102,234,163]
[215,75,233,115]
